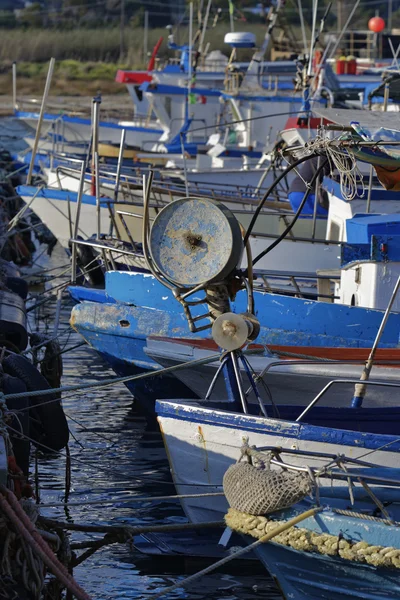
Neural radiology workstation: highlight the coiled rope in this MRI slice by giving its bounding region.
[225,507,400,569]
[0,485,92,600]
[304,132,365,201]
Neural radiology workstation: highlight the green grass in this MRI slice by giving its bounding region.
[0,24,268,66]
[14,60,129,80]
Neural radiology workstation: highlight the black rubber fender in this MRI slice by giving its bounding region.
[6,276,29,300]
[3,354,69,452]
[3,373,30,476]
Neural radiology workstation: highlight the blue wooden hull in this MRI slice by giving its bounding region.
[69,300,195,412]
[251,501,400,600]
[69,270,400,411]
[255,540,400,599]
[72,270,400,348]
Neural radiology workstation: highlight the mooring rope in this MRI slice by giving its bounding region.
[0,486,92,600]
[6,423,221,488]
[3,351,221,403]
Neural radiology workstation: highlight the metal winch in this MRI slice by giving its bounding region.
[144,193,259,350]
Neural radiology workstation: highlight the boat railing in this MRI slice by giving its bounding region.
[244,360,400,419]
[297,378,400,422]
[51,161,295,208]
[242,445,400,489]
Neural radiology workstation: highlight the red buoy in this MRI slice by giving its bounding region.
[368,16,385,33]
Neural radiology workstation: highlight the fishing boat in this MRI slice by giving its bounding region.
[222,446,400,599]
[69,189,400,416]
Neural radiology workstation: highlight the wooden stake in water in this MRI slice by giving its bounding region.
[27,57,55,185]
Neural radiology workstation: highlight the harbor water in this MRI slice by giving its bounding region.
[29,246,281,599]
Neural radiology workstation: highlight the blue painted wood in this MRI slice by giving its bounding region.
[341,235,400,266]
[69,268,400,411]
[94,271,400,348]
[254,537,400,599]
[17,185,112,206]
[155,401,400,449]
[323,176,400,202]
[252,499,400,600]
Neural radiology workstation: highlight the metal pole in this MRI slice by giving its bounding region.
[351,276,400,408]
[94,151,101,239]
[188,2,193,86]
[307,0,318,76]
[297,0,307,55]
[383,81,390,111]
[91,95,101,196]
[144,11,149,63]
[12,62,17,112]
[311,155,321,239]
[71,161,86,283]
[366,164,373,213]
[229,0,234,32]
[389,0,393,32]
[180,133,189,196]
[328,0,362,60]
[199,0,212,54]
[230,351,248,414]
[52,289,63,338]
[27,57,55,185]
[110,128,126,237]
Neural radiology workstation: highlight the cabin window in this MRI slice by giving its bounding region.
[351,294,356,306]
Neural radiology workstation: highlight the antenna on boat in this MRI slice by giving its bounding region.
[297,0,307,56]
[352,276,400,408]
[12,62,18,113]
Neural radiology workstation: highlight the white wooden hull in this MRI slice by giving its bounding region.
[19,193,111,250]
[16,115,163,147]
[157,401,400,524]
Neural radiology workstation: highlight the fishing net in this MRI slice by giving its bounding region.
[223,461,313,516]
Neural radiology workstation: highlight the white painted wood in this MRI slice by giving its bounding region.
[158,402,400,524]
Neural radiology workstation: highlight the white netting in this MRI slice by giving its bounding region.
[223,461,313,516]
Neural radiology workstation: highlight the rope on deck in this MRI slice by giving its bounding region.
[225,507,400,569]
